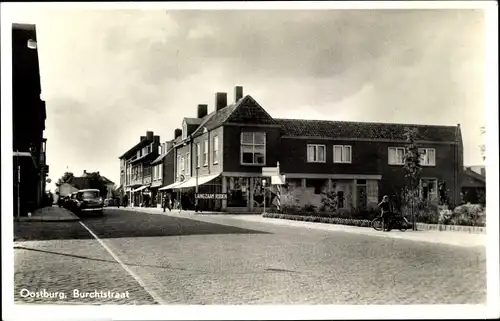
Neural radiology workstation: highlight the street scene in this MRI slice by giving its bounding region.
[4,4,497,319]
[14,207,486,305]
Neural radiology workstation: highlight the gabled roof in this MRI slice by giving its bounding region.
[190,95,260,138]
[276,119,459,142]
[66,177,92,190]
[151,147,174,165]
[463,168,486,183]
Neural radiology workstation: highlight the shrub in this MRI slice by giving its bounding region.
[451,203,485,226]
[320,191,338,212]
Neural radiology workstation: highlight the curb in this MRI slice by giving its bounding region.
[17,218,81,222]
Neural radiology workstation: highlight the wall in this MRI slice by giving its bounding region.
[222,125,281,173]
[280,137,460,206]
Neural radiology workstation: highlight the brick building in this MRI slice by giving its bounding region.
[12,23,49,217]
[119,131,161,206]
[150,139,175,207]
[162,85,463,213]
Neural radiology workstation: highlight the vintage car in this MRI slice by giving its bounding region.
[73,189,104,215]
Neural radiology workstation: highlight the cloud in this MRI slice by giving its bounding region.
[5,7,486,188]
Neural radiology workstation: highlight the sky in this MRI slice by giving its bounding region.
[4,5,487,192]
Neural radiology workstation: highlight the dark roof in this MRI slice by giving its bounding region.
[463,168,486,183]
[276,119,458,142]
[119,139,152,159]
[80,172,114,185]
[130,151,158,165]
[66,177,92,190]
[191,96,252,138]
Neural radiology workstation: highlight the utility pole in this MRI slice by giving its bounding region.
[262,179,267,214]
[16,150,21,222]
[195,167,199,212]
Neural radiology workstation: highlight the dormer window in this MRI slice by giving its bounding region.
[182,121,188,140]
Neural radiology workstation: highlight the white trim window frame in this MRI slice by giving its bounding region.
[333,145,352,163]
[158,164,162,180]
[180,155,185,175]
[240,132,266,165]
[186,152,191,176]
[419,148,436,166]
[307,144,326,163]
[388,147,405,165]
[213,136,219,164]
[203,140,209,166]
[177,155,181,177]
[196,143,201,168]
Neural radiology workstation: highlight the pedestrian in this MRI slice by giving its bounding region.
[378,195,392,232]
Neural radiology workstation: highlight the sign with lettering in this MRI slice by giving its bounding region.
[195,193,228,200]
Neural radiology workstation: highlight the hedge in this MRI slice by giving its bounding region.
[263,212,374,228]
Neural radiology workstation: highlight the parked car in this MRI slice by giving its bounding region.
[64,192,79,211]
[73,189,104,215]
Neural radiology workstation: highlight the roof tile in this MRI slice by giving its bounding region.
[276,119,458,142]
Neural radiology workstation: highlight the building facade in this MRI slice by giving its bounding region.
[150,140,175,207]
[163,85,463,213]
[119,131,161,207]
[12,23,49,217]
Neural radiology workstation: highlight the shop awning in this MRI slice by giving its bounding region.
[132,185,148,193]
[176,173,220,189]
[158,181,184,191]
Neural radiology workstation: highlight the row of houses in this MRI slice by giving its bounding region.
[12,23,49,217]
[117,85,483,213]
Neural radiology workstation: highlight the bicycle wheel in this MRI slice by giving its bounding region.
[371,217,384,231]
[399,218,408,232]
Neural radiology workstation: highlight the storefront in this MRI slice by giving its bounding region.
[132,185,152,207]
[223,175,276,213]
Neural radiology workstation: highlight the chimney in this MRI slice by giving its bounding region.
[165,140,173,152]
[83,170,87,175]
[197,104,208,118]
[480,167,485,177]
[97,171,100,176]
[174,128,182,138]
[146,131,154,141]
[234,85,243,102]
[215,92,227,112]
[153,135,160,143]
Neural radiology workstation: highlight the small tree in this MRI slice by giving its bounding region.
[403,127,423,230]
[56,172,74,187]
[87,172,108,198]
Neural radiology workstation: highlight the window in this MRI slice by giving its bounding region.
[213,136,219,164]
[333,145,352,163]
[182,122,187,140]
[419,148,436,166]
[137,150,141,158]
[388,147,405,165]
[185,153,190,176]
[158,164,162,179]
[241,132,266,165]
[196,143,201,168]
[177,155,181,177]
[180,156,185,175]
[203,140,209,166]
[307,144,326,163]
[421,178,438,201]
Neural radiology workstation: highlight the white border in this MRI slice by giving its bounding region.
[2,2,498,321]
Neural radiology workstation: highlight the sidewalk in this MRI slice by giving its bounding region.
[114,206,486,248]
[15,206,80,222]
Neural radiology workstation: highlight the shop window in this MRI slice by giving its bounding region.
[227,177,248,207]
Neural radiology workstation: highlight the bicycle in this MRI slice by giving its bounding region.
[371,212,410,232]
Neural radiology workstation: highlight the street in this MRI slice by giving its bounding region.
[14,208,486,305]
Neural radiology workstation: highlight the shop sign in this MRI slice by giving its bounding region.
[195,193,228,200]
